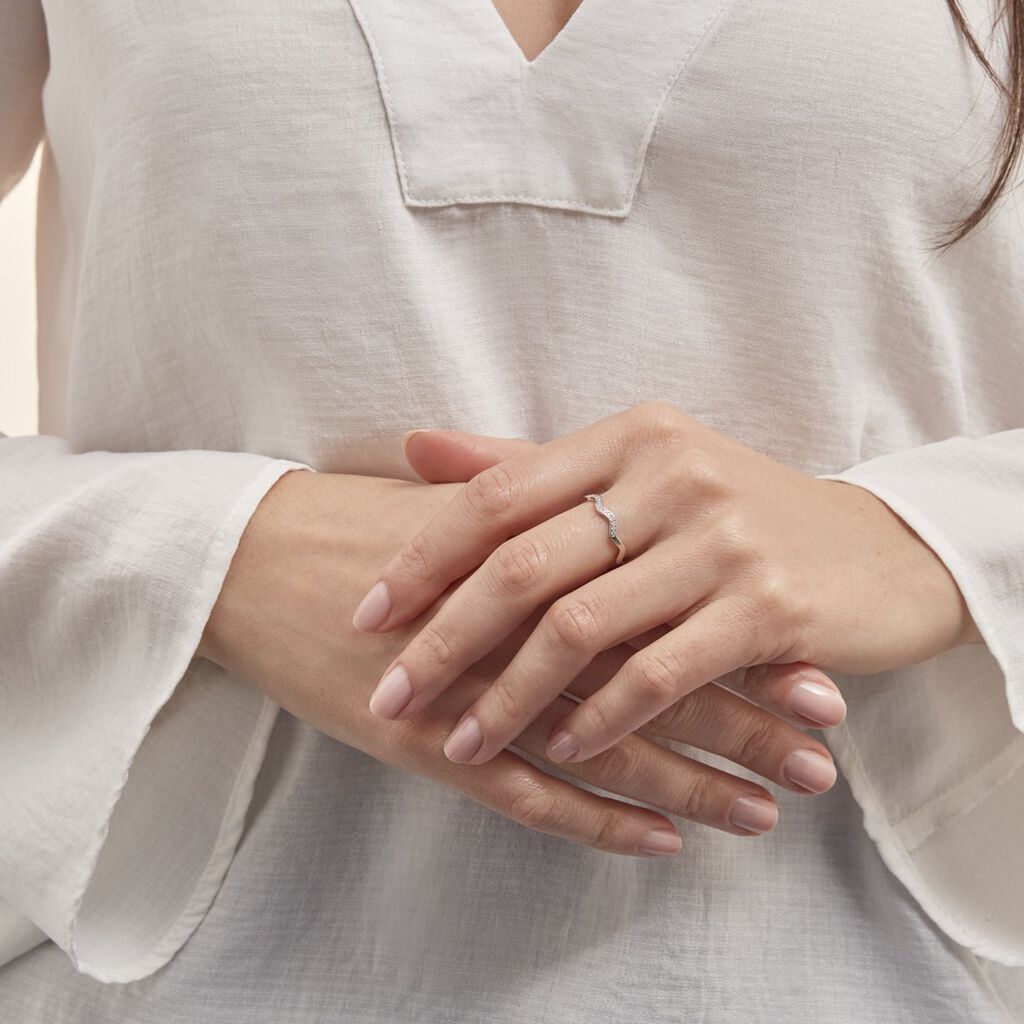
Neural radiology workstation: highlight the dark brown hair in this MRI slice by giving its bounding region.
[937,0,1024,250]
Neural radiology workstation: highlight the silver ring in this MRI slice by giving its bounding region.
[584,493,627,565]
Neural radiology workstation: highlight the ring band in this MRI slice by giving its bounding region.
[584,493,627,565]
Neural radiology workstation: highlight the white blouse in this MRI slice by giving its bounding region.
[2,0,1024,1018]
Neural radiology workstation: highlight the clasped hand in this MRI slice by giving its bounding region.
[353,400,977,802]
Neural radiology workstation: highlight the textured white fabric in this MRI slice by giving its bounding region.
[3,712,1022,1023]
[1,0,1024,1015]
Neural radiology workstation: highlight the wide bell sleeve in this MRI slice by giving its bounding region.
[814,428,1024,967]
[0,438,316,983]
[1,0,317,983]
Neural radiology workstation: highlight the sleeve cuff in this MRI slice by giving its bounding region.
[67,458,309,982]
[814,430,1024,966]
[0,452,313,982]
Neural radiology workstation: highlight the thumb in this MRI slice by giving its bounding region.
[400,428,540,483]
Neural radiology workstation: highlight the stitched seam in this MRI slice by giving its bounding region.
[830,717,1024,963]
[624,0,736,205]
[349,2,629,219]
[955,947,1022,1024]
[348,0,736,215]
[893,739,1024,853]
[345,0,417,205]
[833,723,982,942]
[406,194,627,214]
[349,0,625,213]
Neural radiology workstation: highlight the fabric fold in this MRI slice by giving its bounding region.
[0,434,312,980]
[815,429,1024,966]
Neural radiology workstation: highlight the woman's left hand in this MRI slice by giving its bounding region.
[352,400,981,766]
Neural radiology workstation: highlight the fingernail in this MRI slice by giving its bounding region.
[352,580,391,632]
[783,749,837,793]
[638,828,682,856]
[729,795,779,834]
[400,428,431,453]
[368,663,413,718]
[789,679,847,726]
[547,731,579,763]
[444,715,484,763]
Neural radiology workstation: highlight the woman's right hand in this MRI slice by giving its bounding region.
[197,467,846,857]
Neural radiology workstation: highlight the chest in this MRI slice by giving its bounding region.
[37,1,1021,474]
[41,0,1003,223]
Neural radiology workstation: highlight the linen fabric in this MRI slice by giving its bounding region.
[1,0,1023,1018]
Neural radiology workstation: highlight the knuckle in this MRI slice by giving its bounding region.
[490,535,550,596]
[587,741,640,787]
[650,683,713,736]
[578,695,616,741]
[735,578,802,664]
[675,767,716,822]
[491,675,524,723]
[417,621,459,669]
[646,700,687,736]
[629,649,683,703]
[724,663,773,698]
[711,510,760,568]
[588,812,623,853]
[757,573,810,655]
[675,447,730,499]
[634,399,688,440]
[750,570,794,622]
[733,714,779,767]
[506,781,559,833]
[546,594,606,651]
[465,464,521,522]
[398,531,442,585]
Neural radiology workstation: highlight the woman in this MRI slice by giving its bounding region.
[1,0,1022,1019]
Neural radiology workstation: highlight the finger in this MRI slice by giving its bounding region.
[546,596,762,764]
[578,647,846,737]
[367,491,667,722]
[352,409,635,633]
[436,541,710,762]
[512,693,780,837]
[638,681,837,794]
[565,655,838,795]
[402,429,540,483]
[394,714,685,858]
[717,663,848,730]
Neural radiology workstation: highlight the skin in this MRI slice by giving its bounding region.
[353,400,982,770]
[201,4,895,858]
[198,458,852,858]
[490,0,585,61]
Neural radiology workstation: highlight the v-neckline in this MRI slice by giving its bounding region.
[347,0,738,217]
[484,0,589,68]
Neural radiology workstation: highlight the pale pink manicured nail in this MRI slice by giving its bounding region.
[400,428,431,454]
[729,795,779,834]
[547,731,579,763]
[368,663,412,718]
[783,749,838,793]
[788,679,847,726]
[638,828,682,856]
[352,580,391,632]
[444,715,483,763]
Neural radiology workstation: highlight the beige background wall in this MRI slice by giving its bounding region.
[0,146,42,438]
